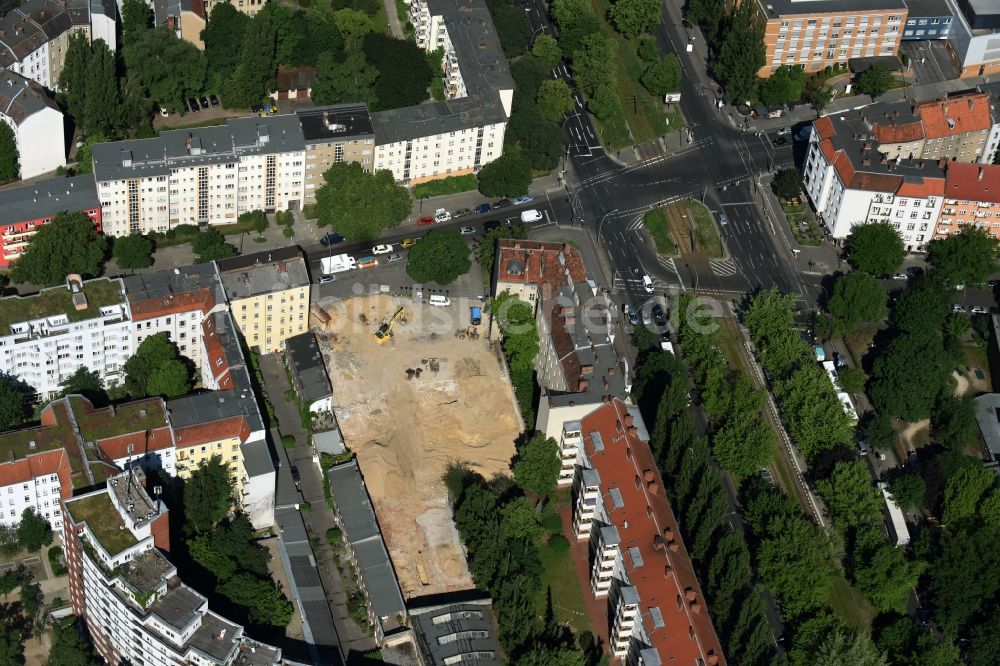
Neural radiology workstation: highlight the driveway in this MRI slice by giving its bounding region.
[900,41,960,85]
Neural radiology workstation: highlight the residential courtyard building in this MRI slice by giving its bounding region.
[755,0,907,76]
[62,468,281,666]
[937,161,1000,238]
[296,104,375,205]
[0,67,66,178]
[216,246,310,354]
[0,176,100,267]
[901,0,954,38]
[943,0,1000,77]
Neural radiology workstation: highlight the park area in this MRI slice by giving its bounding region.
[314,294,521,596]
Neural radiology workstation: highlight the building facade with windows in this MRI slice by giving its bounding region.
[92,115,306,236]
[62,468,281,666]
[0,176,100,268]
[756,0,907,76]
[297,104,375,205]
[216,247,310,354]
[0,67,66,178]
[901,0,954,38]
[937,162,1000,239]
[944,0,1000,78]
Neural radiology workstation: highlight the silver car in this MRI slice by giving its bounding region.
[387,253,402,263]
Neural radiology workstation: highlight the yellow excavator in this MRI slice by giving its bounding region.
[374,307,405,344]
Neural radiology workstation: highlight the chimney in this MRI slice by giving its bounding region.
[643,469,654,481]
[979,167,985,181]
[624,414,635,427]
[576,378,589,392]
[691,601,702,614]
[647,481,659,495]
[668,542,680,552]
[685,588,697,602]
[580,364,593,375]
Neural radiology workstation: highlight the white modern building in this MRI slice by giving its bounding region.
[943,0,1000,78]
[0,276,131,399]
[92,116,306,236]
[63,469,281,666]
[0,68,66,178]
[376,0,513,184]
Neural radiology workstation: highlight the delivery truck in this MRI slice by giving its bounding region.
[321,254,356,274]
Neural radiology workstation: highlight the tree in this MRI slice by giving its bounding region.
[239,210,268,239]
[477,150,531,197]
[0,122,17,181]
[860,412,895,452]
[511,433,560,498]
[191,228,236,262]
[927,226,998,287]
[609,0,662,38]
[124,28,207,114]
[58,367,106,404]
[774,363,855,460]
[183,455,232,535]
[852,527,926,613]
[817,460,884,528]
[146,359,192,398]
[891,278,949,333]
[311,51,378,106]
[124,333,192,398]
[0,374,30,431]
[83,40,121,137]
[334,8,375,51]
[587,83,624,120]
[836,366,866,394]
[202,3,250,82]
[757,515,835,618]
[16,508,52,552]
[941,462,995,525]
[573,34,616,98]
[924,525,1000,635]
[531,34,562,70]
[472,222,528,275]
[931,395,977,452]
[772,168,803,200]
[536,79,575,122]
[9,212,106,286]
[113,235,154,273]
[405,229,471,285]
[857,64,894,98]
[686,0,726,40]
[712,2,765,105]
[59,32,91,120]
[314,162,411,240]
[758,65,805,106]
[499,497,543,543]
[869,329,951,421]
[551,0,602,55]
[827,272,888,333]
[48,618,101,666]
[713,418,775,477]
[121,0,151,41]
[225,14,277,108]
[814,630,888,666]
[888,472,925,510]
[637,34,659,62]
[514,645,586,666]
[640,55,682,97]
[218,574,293,626]
[845,222,906,276]
[362,33,433,111]
[808,85,835,112]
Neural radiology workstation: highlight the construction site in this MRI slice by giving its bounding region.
[312,293,522,597]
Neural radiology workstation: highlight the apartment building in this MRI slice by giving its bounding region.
[377,0,514,184]
[0,0,116,90]
[217,247,310,354]
[92,115,305,236]
[409,597,502,666]
[153,0,207,50]
[756,0,907,76]
[944,0,1000,77]
[901,0,954,39]
[0,176,100,268]
[565,399,725,664]
[297,104,375,205]
[0,67,65,178]
[492,239,587,310]
[937,162,1000,238]
[202,0,266,16]
[63,468,281,666]
[284,331,333,414]
[804,112,947,249]
[0,276,131,398]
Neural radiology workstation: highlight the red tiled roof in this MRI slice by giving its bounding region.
[896,177,945,198]
[813,116,835,140]
[495,239,586,288]
[129,289,215,322]
[872,121,924,145]
[97,428,174,462]
[174,416,249,449]
[945,161,1000,203]
[582,400,725,665]
[0,449,69,489]
[917,93,993,139]
[850,172,902,192]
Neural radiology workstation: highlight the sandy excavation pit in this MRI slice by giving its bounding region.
[315,293,521,596]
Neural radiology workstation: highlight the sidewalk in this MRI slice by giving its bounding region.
[408,172,564,219]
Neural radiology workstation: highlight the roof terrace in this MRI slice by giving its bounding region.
[0,278,125,336]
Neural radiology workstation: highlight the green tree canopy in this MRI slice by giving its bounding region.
[531,34,562,69]
[477,150,532,197]
[836,366,866,394]
[851,527,926,613]
[857,64,895,98]
[218,574,293,626]
[202,3,250,82]
[640,55,682,97]
[686,0,726,39]
[182,455,232,535]
[113,234,154,272]
[511,433,560,498]
[499,496,543,543]
[551,0,602,55]
[536,79,575,122]
[932,394,978,453]
[758,65,805,106]
[17,508,53,552]
[814,629,889,666]
[609,0,663,38]
[333,7,375,51]
[772,168,803,200]
[224,13,277,108]
[890,277,949,333]
[828,271,888,333]
[311,51,378,106]
[869,329,951,421]
[941,462,996,525]
[362,33,433,111]
[0,121,17,181]
[315,162,411,240]
[712,2,765,105]
[58,367,107,404]
[83,40,122,137]
[757,515,836,618]
[845,222,906,275]
[888,472,925,510]
[10,212,107,286]
[0,374,30,430]
[48,618,101,666]
[191,228,237,262]
[405,228,472,285]
[817,460,884,528]
[924,525,1000,635]
[121,0,151,41]
[124,27,207,113]
[927,226,998,287]
[124,332,192,398]
[572,33,616,98]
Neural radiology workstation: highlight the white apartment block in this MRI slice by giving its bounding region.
[0,464,67,531]
[92,116,306,236]
[0,0,117,91]
[63,469,281,666]
[0,68,66,178]
[0,276,131,399]
[372,0,513,184]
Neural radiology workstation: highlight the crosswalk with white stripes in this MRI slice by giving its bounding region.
[710,258,738,277]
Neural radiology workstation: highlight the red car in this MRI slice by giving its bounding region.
[416,216,435,226]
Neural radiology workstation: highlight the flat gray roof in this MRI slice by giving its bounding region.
[217,246,310,300]
[242,438,274,478]
[975,393,1000,459]
[902,0,954,16]
[285,332,332,404]
[297,104,374,144]
[187,610,241,663]
[151,584,205,632]
[123,262,222,304]
[759,0,907,17]
[0,175,98,227]
[409,598,502,666]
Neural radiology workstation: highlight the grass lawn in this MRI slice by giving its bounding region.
[643,208,677,255]
[686,200,724,258]
[780,199,823,246]
[373,6,390,35]
[170,117,229,130]
[537,534,589,634]
[827,575,874,633]
[413,174,479,199]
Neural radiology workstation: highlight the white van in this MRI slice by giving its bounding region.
[429,295,452,307]
[520,209,544,223]
[642,275,654,293]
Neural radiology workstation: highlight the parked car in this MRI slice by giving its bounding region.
[387,253,402,263]
[320,233,344,246]
[652,303,666,326]
[416,216,435,226]
[199,96,210,110]
[892,273,908,280]
[401,238,418,248]
[159,106,171,118]
[209,94,220,107]
[187,98,200,112]
[434,208,451,223]
[250,105,261,114]
[776,127,791,136]
[520,209,544,223]
[717,212,728,226]
[493,198,511,209]
[319,274,336,284]
[970,305,988,314]
[483,220,501,232]
[454,208,472,218]
[512,195,533,205]
[952,303,966,313]
[772,137,788,147]
[460,226,476,235]
[627,307,640,326]
[358,256,378,268]
[642,307,652,325]
[372,244,393,255]
[906,266,924,278]
[290,465,301,486]
[989,279,1000,288]
[475,203,491,214]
